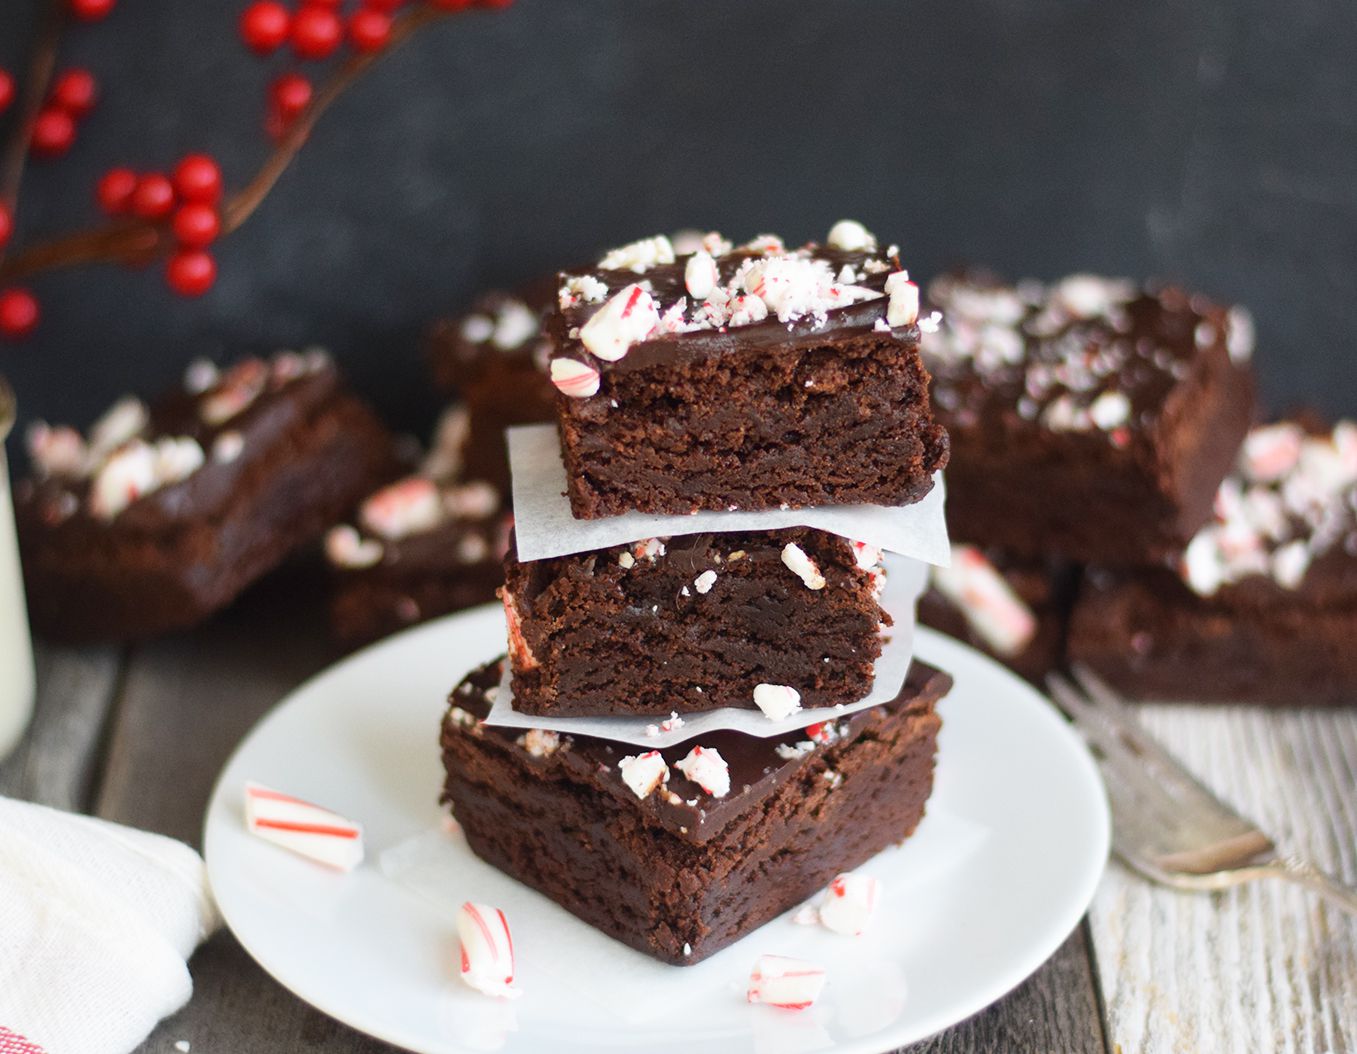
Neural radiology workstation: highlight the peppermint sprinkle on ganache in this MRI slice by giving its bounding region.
[551,222,917,385]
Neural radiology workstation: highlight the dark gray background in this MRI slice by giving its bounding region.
[2,0,1355,446]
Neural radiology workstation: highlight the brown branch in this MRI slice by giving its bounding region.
[0,0,64,265]
[0,2,447,285]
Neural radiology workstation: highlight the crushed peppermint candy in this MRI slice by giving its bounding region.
[685,250,719,299]
[746,954,826,1011]
[457,902,521,999]
[817,872,881,937]
[518,729,562,758]
[579,283,661,361]
[1181,420,1357,596]
[26,422,88,480]
[326,524,384,569]
[781,543,826,589]
[550,357,601,398]
[88,436,204,520]
[775,740,817,761]
[244,781,364,871]
[826,219,877,252]
[675,745,730,797]
[88,396,149,460]
[753,683,802,721]
[360,477,444,540]
[694,569,718,594]
[884,271,919,327]
[212,430,245,463]
[618,751,669,799]
[598,234,675,273]
[929,545,1038,657]
[558,274,609,309]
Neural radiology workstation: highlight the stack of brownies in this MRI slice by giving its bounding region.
[915,269,1357,705]
[439,223,959,965]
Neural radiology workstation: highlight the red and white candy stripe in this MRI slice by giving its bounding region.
[930,545,1037,658]
[550,357,600,398]
[818,872,881,936]
[457,901,521,999]
[244,782,364,872]
[579,283,660,361]
[746,954,826,1010]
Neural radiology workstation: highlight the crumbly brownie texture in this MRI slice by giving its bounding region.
[503,528,889,717]
[918,545,1076,683]
[1069,420,1357,704]
[17,350,393,642]
[440,656,951,965]
[325,407,509,645]
[923,272,1255,563]
[546,224,949,518]
[427,291,556,494]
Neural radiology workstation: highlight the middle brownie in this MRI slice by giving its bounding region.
[502,527,890,718]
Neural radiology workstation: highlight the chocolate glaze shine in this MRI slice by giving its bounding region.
[446,656,952,847]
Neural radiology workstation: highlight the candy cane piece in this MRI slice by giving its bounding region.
[244,782,364,871]
[457,901,521,999]
[747,954,826,1010]
[817,872,881,936]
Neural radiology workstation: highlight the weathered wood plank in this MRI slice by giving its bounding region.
[904,923,1108,1054]
[92,572,401,1053]
[1089,704,1357,1054]
[0,640,123,810]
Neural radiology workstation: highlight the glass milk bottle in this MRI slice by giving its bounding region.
[0,376,35,760]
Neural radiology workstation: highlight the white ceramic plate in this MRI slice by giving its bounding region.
[204,607,1109,1054]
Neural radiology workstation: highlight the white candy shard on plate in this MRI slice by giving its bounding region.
[817,872,881,936]
[244,781,364,871]
[746,954,826,1010]
[457,901,521,999]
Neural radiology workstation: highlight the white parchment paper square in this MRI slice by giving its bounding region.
[508,424,950,566]
[483,556,928,747]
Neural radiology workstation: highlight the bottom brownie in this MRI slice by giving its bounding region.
[440,656,951,965]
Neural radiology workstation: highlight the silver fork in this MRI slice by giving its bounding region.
[1047,664,1357,914]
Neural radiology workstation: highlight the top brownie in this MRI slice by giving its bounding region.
[545,222,949,519]
[923,272,1255,564]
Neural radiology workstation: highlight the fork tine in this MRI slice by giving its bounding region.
[1067,664,1260,819]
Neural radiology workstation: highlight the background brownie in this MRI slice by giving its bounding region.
[503,527,890,717]
[547,225,948,518]
[441,656,950,965]
[427,289,556,495]
[17,350,394,642]
[1068,419,1357,704]
[923,271,1255,563]
[326,407,510,647]
[919,545,1076,683]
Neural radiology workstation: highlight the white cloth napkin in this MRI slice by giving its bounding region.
[0,797,220,1054]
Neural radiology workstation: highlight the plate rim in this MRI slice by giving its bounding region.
[204,606,1110,1054]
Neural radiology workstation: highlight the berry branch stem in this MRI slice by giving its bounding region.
[0,0,62,232]
[0,2,443,285]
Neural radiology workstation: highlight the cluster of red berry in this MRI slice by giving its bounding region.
[0,0,514,341]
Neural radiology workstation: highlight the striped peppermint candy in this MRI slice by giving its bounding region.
[929,545,1037,658]
[550,357,601,398]
[457,902,521,999]
[579,283,660,361]
[884,271,920,327]
[746,954,826,1010]
[818,872,881,936]
[753,683,802,721]
[244,782,364,871]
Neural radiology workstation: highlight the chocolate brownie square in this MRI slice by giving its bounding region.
[427,291,556,494]
[546,224,949,518]
[440,656,951,965]
[1068,420,1357,704]
[918,545,1076,683]
[502,528,890,718]
[923,272,1255,563]
[326,408,511,647]
[17,350,393,642]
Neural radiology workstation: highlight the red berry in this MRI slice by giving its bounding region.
[96,167,138,215]
[348,9,392,52]
[172,203,220,248]
[0,69,14,115]
[268,73,313,137]
[68,0,115,21]
[166,250,217,297]
[0,203,12,248]
[240,1,290,55]
[291,5,344,60]
[51,68,98,118]
[130,173,176,220]
[0,289,40,339]
[173,154,223,204]
[30,109,77,159]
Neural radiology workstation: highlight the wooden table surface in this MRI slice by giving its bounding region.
[2,569,1354,1054]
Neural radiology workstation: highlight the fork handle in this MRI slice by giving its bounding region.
[1273,857,1357,916]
